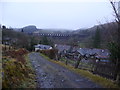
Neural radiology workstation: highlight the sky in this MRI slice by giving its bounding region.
[0,0,118,30]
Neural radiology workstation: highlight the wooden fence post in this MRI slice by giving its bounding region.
[5,43,6,51]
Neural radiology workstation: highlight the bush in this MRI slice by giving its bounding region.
[5,48,28,64]
[40,49,58,59]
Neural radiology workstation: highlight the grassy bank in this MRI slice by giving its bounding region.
[41,53,120,88]
[19,54,36,88]
[2,49,36,88]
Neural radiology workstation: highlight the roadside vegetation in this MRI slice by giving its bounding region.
[39,49,58,59]
[2,48,36,88]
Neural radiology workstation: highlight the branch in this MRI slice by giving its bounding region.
[110,1,120,23]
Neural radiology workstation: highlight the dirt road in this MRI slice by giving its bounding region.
[28,52,102,88]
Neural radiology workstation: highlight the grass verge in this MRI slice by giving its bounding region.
[2,54,37,88]
[41,53,120,88]
[19,54,36,88]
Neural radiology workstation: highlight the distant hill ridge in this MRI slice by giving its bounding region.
[22,25,38,33]
[12,22,117,35]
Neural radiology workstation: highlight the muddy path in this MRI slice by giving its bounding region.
[28,52,102,88]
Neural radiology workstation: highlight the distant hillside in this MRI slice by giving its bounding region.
[12,22,117,35]
[13,25,73,34]
[13,25,38,33]
[3,21,117,48]
[71,22,118,48]
[22,25,38,33]
[34,29,73,34]
[72,22,117,34]
[86,22,117,42]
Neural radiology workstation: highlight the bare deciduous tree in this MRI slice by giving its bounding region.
[109,0,120,85]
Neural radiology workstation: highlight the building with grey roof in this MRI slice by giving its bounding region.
[34,44,52,51]
[55,44,71,53]
[77,48,110,59]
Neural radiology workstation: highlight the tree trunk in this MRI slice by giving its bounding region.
[9,45,10,50]
[114,58,119,80]
[116,73,120,85]
[118,23,120,45]
[5,44,6,51]
[74,56,82,69]
[65,59,68,65]
[55,54,58,60]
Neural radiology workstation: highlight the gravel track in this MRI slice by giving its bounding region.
[28,52,102,88]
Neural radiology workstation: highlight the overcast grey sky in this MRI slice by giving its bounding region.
[0,1,116,30]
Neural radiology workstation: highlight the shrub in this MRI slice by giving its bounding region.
[40,49,58,59]
[5,48,28,64]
